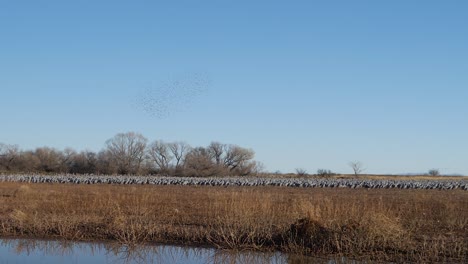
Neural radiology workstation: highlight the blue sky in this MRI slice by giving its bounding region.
[1,1,467,175]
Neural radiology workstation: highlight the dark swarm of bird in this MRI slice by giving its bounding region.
[136,73,211,119]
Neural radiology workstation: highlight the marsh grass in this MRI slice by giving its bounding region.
[0,182,466,262]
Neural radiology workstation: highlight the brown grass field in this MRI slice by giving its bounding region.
[261,173,468,181]
[0,182,467,262]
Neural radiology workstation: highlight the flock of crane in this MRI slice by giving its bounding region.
[1,174,467,190]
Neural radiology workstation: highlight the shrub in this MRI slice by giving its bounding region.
[295,168,308,177]
[316,169,335,177]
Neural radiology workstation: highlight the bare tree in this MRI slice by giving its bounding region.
[34,147,63,173]
[349,161,365,176]
[316,169,335,178]
[59,147,77,172]
[17,151,38,172]
[250,161,265,176]
[0,135,261,177]
[84,151,97,172]
[184,147,217,177]
[428,169,440,177]
[182,143,256,177]
[295,168,308,177]
[0,143,19,171]
[69,150,97,174]
[96,150,116,175]
[208,142,225,165]
[147,140,173,174]
[168,141,191,174]
[105,132,148,174]
[223,145,255,173]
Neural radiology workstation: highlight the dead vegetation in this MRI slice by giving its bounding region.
[0,182,466,262]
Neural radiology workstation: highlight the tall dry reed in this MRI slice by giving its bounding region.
[0,182,466,262]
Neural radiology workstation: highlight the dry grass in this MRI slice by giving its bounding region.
[0,182,467,262]
[356,174,468,181]
[256,172,468,181]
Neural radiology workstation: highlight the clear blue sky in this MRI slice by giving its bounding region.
[1,1,467,175]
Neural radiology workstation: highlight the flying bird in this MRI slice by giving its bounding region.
[136,73,211,119]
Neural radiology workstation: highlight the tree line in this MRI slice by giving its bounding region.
[0,132,262,176]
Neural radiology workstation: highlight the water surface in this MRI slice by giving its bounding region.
[0,239,359,264]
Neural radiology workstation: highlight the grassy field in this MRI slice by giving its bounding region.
[260,173,468,180]
[0,182,467,262]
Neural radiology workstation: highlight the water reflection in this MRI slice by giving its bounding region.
[0,239,362,264]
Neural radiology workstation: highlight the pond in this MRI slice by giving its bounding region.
[0,239,359,264]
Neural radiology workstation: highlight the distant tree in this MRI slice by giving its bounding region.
[0,143,19,171]
[208,142,225,165]
[183,143,257,177]
[349,161,365,176]
[234,160,259,176]
[168,141,191,175]
[95,150,116,175]
[60,147,77,173]
[248,161,265,176]
[316,169,335,177]
[69,151,97,174]
[295,168,308,177]
[104,132,148,174]
[184,147,217,177]
[0,135,261,177]
[147,140,173,174]
[34,147,64,173]
[84,151,97,173]
[14,150,40,172]
[428,169,440,177]
[223,145,255,174]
